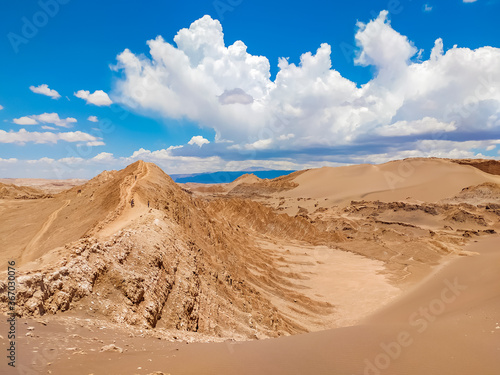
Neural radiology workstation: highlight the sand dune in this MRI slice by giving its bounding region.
[4,236,499,375]
[0,182,49,199]
[0,178,86,194]
[1,158,499,374]
[284,158,500,204]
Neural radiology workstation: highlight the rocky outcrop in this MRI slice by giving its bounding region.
[0,182,51,199]
[0,162,331,339]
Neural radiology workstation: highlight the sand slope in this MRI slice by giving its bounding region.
[44,236,500,375]
[0,182,49,199]
[6,235,498,375]
[283,159,500,204]
[0,161,362,340]
[0,162,145,269]
[0,178,86,194]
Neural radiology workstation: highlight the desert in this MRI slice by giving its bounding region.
[1,157,499,374]
[2,2,500,374]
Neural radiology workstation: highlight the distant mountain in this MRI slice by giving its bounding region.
[172,170,296,184]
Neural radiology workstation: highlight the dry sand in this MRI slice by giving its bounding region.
[2,236,498,375]
[280,158,500,207]
[0,178,87,194]
[0,158,499,374]
[256,241,400,330]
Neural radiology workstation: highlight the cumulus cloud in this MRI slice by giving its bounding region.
[355,10,417,73]
[29,84,61,99]
[34,113,77,128]
[74,90,113,106]
[13,113,77,128]
[93,152,114,161]
[111,13,500,163]
[87,116,99,122]
[188,135,210,147]
[13,116,38,125]
[0,128,103,146]
[430,38,444,61]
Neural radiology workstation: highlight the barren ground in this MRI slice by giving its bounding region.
[1,158,499,374]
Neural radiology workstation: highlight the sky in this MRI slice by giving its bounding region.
[0,0,499,178]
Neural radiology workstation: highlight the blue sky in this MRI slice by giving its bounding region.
[1,0,499,178]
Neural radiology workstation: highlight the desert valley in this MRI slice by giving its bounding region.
[0,157,499,374]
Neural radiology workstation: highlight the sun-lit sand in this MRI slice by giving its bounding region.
[1,158,499,374]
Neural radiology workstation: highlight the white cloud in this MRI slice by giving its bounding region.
[93,152,114,161]
[423,4,433,12]
[278,133,295,141]
[430,38,444,61]
[0,129,103,146]
[130,148,151,159]
[111,13,500,162]
[188,135,210,147]
[355,10,417,73]
[26,157,55,165]
[13,116,39,125]
[167,145,183,151]
[86,141,106,146]
[463,0,477,3]
[41,126,56,130]
[34,113,77,128]
[0,105,3,110]
[377,117,456,136]
[87,116,99,122]
[230,138,273,150]
[29,84,61,99]
[249,138,273,150]
[74,90,113,106]
[14,113,77,128]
